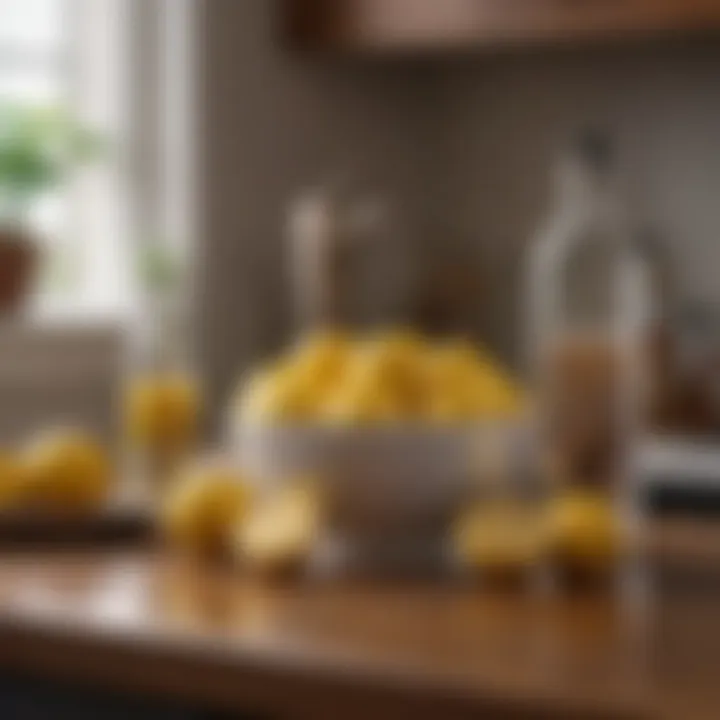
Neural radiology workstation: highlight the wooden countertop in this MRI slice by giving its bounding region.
[0,522,717,719]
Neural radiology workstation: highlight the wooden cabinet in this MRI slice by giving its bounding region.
[283,0,720,51]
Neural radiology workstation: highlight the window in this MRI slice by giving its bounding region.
[0,0,196,321]
[0,0,134,318]
[0,0,75,310]
[0,0,196,442]
[0,0,66,102]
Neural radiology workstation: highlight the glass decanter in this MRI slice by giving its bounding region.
[526,131,651,587]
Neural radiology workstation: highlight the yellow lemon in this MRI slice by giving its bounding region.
[345,331,427,418]
[249,329,354,422]
[468,371,523,419]
[453,501,546,572]
[126,373,200,452]
[371,329,427,378]
[425,341,485,422]
[321,381,402,425]
[288,328,351,388]
[319,338,414,424]
[425,389,476,424]
[234,482,321,575]
[238,360,316,425]
[546,490,622,568]
[430,339,481,375]
[427,340,523,422]
[21,429,110,511]
[161,460,252,554]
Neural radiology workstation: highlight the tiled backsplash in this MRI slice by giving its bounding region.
[433,43,720,360]
[198,2,720,410]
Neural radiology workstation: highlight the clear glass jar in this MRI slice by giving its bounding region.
[526,132,651,588]
[123,291,201,500]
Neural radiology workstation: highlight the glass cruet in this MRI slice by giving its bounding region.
[526,131,652,588]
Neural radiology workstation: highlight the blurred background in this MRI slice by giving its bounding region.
[2,1,720,449]
[1,2,720,719]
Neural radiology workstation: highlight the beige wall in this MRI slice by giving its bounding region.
[196,3,720,414]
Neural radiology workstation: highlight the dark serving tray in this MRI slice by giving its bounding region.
[0,508,153,548]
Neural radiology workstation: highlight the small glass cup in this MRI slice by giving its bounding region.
[453,425,548,588]
[123,294,201,501]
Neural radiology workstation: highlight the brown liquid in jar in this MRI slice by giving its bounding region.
[543,334,640,490]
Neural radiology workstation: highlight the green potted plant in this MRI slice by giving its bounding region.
[0,103,102,314]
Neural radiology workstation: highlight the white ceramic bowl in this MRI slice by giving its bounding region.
[230,422,518,536]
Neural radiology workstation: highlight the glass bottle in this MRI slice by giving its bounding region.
[526,131,651,588]
[123,283,201,502]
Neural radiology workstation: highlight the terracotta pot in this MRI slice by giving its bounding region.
[0,226,36,315]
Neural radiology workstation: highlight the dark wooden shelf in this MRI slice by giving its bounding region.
[283,0,720,52]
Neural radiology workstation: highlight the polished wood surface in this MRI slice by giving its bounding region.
[0,521,717,719]
[283,0,720,51]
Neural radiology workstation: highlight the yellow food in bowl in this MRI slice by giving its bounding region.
[239,361,319,425]
[322,381,403,424]
[426,341,522,423]
[349,331,428,419]
[235,328,524,426]
[289,328,351,388]
[240,330,352,425]
[320,334,421,423]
